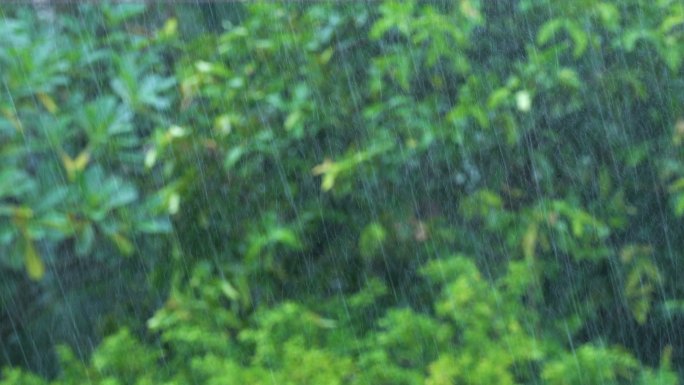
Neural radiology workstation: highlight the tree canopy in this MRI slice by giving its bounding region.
[1,1,684,384]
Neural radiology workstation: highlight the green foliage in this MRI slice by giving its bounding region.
[0,3,177,373]
[2,0,684,383]
[4,254,677,384]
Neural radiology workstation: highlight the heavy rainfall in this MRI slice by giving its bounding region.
[1,1,684,384]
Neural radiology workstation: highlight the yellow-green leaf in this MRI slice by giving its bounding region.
[110,232,134,256]
[37,92,59,113]
[522,222,538,261]
[24,238,45,280]
[61,150,90,181]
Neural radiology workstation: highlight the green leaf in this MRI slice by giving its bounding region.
[109,232,135,256]
[75,224,95,256]
[269,228,302,249]
[137,217,172,234]
[24,237,45,280]
[106,183,138,210]
[359,222,387,259]
[537,19,564,46]
[565,21,588,57]
[224,147,246,170]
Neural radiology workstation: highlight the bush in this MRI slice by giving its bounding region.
[1,0,684,383]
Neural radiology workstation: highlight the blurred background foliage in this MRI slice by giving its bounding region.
[1,0,684,383]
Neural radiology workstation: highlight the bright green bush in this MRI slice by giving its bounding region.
[2,255,677,384]
[1,0,684,383]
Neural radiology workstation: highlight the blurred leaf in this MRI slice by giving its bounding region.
[359,222,387,259]
[109,231,135,256]
[75,223,95,256]
[23,237,45,281]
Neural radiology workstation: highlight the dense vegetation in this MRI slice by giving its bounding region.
[1,1,684,383]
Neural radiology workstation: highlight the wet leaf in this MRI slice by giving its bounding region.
[24,237,45,280]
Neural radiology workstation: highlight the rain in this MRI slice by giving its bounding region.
[1,0,684,383]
